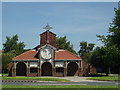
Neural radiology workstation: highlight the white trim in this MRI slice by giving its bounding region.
[58,49,65,51]
[41,62,53,67]
[16,61,27,67]
[30,62,38,67]
[31,49,36,51]
[55,62,64,67]
[40,44,56,50]
[67,61,78,68]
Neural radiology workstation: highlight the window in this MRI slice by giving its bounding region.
[56,67,64,73]
[30,68,38,73]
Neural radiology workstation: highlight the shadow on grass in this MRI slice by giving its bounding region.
[87,73,107,77]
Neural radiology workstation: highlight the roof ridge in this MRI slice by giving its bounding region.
[65,50,81,59]
[40,30,56,36]
[12,50,34,60]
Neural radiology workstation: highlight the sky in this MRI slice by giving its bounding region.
[1,2,118,52]
[1,0,119,2]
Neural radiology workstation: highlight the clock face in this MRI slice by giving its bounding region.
[40,48,52,59]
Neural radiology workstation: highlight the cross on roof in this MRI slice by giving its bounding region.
[43,24,52,31]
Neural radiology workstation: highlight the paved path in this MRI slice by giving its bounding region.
[2,81,119,86]
[50,76,92,82]
[2,76,119,86]
[37,76,98,82]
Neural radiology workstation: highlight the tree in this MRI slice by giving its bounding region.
[78,41,87,56]
[90,47,105,67]
[56,36,77,55]
[2,34,26,73]
[3,34,25,52]
[90,45,120,75]
[78,41,95,61]
[96,7,120,75]
[0,52,2,74]
[97,9,120,47]
[2,49,29,74]
[2,53,15,73]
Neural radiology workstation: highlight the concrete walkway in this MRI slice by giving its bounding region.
[2,76,119,86]
[41,76,94,82]
[3,80,118,86]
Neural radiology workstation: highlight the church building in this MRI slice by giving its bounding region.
[8,24,96,77]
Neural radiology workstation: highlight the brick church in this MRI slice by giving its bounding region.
[8,24,96,77]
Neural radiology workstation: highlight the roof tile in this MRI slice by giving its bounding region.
[12,50,39,60]
[12,49,81,60]
[55,50,81,60]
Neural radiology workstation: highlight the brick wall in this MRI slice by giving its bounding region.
[90,65,96,74]
[40,31,56,46]
[80,60,96,76]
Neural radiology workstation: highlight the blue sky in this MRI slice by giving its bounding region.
[2,2,118,52]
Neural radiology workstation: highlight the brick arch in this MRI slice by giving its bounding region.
[16,62,27,76]
[67,62,78,76]
[41,62,52,76]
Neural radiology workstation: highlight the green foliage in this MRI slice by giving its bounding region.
[95,7,120,75]
[2,77,70,82]
[78,41,95,61]
[2,35,27,73]
[97,8,120,48]
[90,46,120,75]
[8,49,30,56]
[0,52,2,65]
[3,34,25,52]
[56,36,77,55]
[2,85,118,88]
[0,53,2,74]
[2,52,15,73]
[87,76,119,81]
[90,47,105,67]
[107,8,120,49]
[2,49,29,73]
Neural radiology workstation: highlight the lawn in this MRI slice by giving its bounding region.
[2,73,8,76]
[87,76,120,81]
[2,85,119,88]
[2,77,70,82]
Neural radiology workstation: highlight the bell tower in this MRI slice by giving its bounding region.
[40,24,57,48]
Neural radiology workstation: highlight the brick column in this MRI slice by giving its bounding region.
[78,61,82,76]
[12,62,16,77]
[27,62,30,77]
[52,67,56,76]
[64,61,67,77]
[52,61,56,76]
[38,61,41,76]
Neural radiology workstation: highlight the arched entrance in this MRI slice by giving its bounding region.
[42,62,52,76]
[67,62,78,76]
[16,62,27,76]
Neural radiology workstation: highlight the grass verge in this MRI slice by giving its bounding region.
[2,77,70,82]
[2,85,119,88]
[87,76,120,81]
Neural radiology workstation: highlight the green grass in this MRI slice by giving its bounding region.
[2,73,8,76]
[87,76,120,81]
[2,77,70,82]
[2,85,119,88]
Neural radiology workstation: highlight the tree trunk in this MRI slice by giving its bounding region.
[108,67,111,75]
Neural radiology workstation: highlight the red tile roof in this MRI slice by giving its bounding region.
[12,49,81,60]
[55,50,81,60]
[12,50,39,60]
